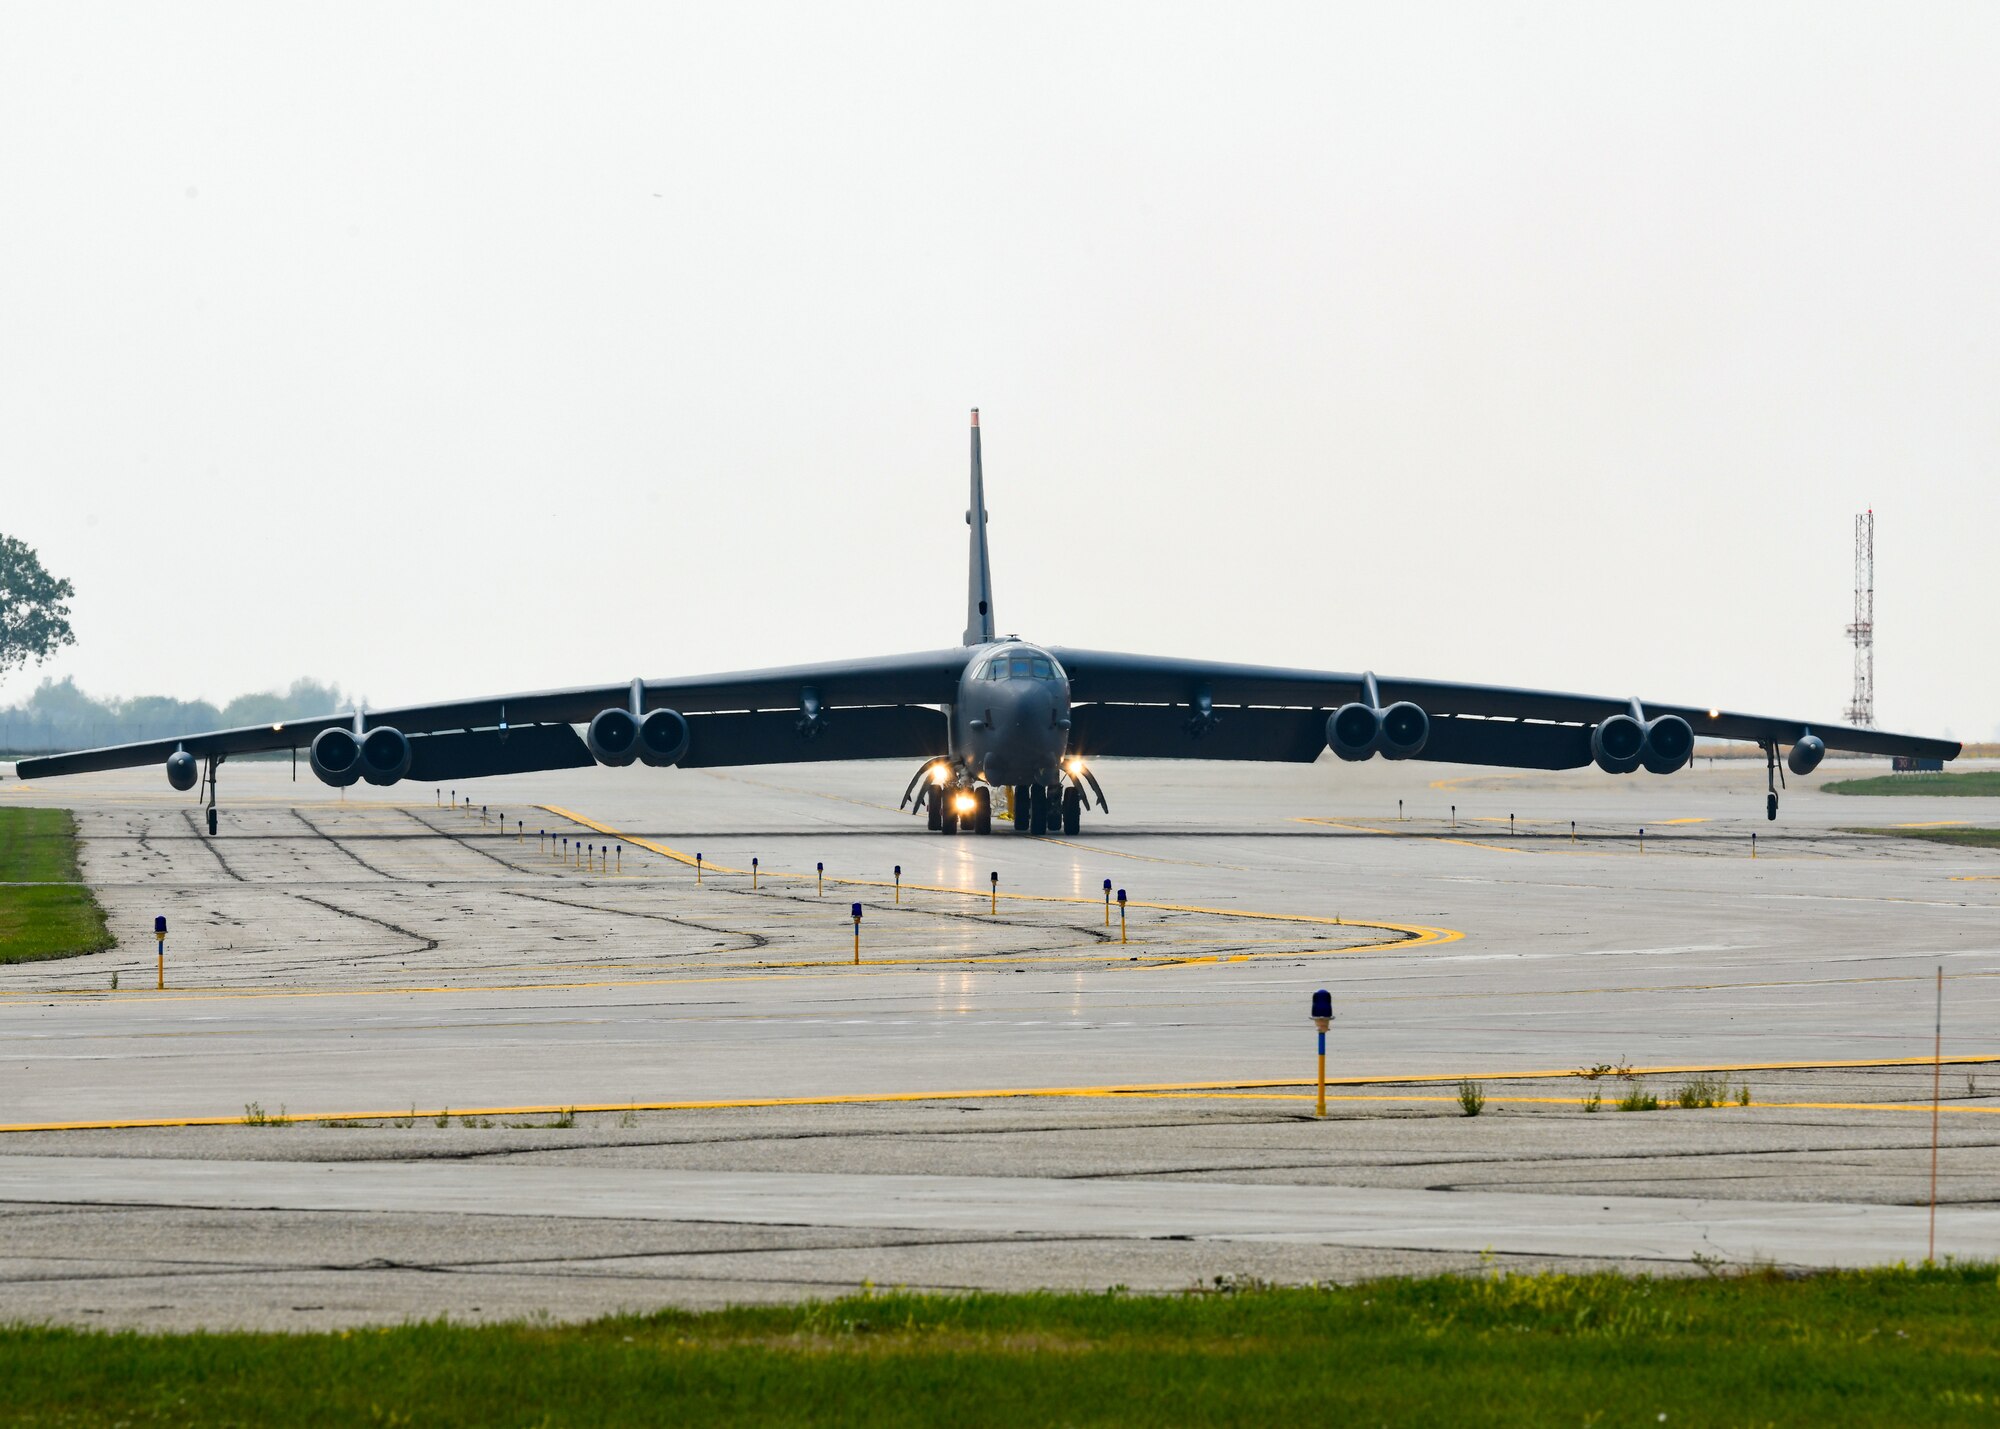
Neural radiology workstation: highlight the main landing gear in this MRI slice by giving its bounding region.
[900,760,1101,838]
[1763,740,1783,821]
[1011,784,1082,837]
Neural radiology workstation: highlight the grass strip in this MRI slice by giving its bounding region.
[2,1268,1997,1426]
[1842,826,2000,850]
[0,806,113,963]
[1824,770,2000,797]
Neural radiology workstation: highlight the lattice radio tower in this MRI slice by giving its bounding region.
[1845,510,1874,727]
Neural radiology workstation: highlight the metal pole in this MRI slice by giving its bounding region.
[990,871,997,914]
[1316,1028,1327,1118]
[894,865,901,904]
[1931,966,1944,1263]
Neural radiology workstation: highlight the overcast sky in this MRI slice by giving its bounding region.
[2,4,1993,739]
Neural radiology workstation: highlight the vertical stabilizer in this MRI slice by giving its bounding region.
[963,408,996,645]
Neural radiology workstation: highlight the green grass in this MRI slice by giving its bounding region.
[0,806,112,963]
[1,1270,1997,1426]
[1824,769,2000,796]
[1843,826,2000,850]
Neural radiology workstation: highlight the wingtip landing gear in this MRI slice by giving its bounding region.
[1763,741,1783,822]
[201,753,224,835]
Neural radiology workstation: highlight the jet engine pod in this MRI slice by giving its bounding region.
[358,726,411,786]
[586,708,640,766]
[1377,702,1430,760]
[1786,733,1826,776]
[1326,703,1382,762]
[1640,715,1694,775]
[309,727,363,787]
[637,708,690,767]
[1591,714,1645,774]
[165,750,198,792]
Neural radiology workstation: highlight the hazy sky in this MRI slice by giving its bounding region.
[2,4,1993,739]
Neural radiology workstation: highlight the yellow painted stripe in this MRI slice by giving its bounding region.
[1895,821,1973,829]
[5,1055,1992,1134]
[540,804,1463,951]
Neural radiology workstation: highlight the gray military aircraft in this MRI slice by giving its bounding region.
[16,411,1960,834]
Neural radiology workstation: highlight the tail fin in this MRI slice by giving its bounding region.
[963,408,996,645]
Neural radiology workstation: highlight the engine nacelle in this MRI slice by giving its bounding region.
[1787,733,1826,776]
[1640,715,1694,775]
[1378,702,1430,760]
[358,726,411,786]
[637,708,690,767]
[587,708,640,766]
[166,750,198,791]
[310,727,363,787]
[1326,703,1381,762]
[1591,714,1645,774]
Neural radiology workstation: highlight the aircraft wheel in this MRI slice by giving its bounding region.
[1061,786,1081,836]
[1028,785,1048,836]
[206,807,218,836]
[973,787,993,834]
[1766,792,1779,821]
[939,793,959,835]
[1014,785,1033,834]
[926,787,942,832]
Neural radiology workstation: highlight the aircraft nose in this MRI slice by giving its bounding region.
[1009,683,1053,730]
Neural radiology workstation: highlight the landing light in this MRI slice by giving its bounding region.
[953,793,977,814]
[1065,757,1086,777]
[929,765,949,784]
[1707,708,1720,720]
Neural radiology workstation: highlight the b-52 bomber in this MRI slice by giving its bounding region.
[17,412,1959,834]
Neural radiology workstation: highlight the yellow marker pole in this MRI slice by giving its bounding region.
[616,844,622,874]
[1451,804,1456,830]
[1639,827,1645,855]
[1117,889,1127,946]
[1570,820,1575,844]
[852,903,863,965]
[1751,832,1757,859]
[893,865,900,904]
[752,857,759,889]
[696,853,704,884]
[990,871,998,914]
[817,862,824,896]
[1102,879,1112,926]
[155,934,165,988]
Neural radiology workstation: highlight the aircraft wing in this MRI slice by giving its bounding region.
[1051,648,1961,768]
[12,649,966,783]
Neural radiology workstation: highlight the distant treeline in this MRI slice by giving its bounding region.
[0,677,347,754]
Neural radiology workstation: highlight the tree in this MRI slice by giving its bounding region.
[0,536,75,678]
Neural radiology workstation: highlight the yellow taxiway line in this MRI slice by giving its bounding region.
[5,1055,1992,1135]
[539,804,1463,953]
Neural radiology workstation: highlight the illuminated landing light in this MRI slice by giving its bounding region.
[929,764,950,785]
[271,723,284,732]
[1707,709,1721,720]
[1065,757,1087,778]
[953,793,977,814]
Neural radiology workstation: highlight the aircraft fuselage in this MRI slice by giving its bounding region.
[947,641,1071,789]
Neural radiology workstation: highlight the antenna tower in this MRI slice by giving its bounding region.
[1845,510,1874,727]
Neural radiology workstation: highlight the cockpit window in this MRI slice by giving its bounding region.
[981,650,1064,682]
